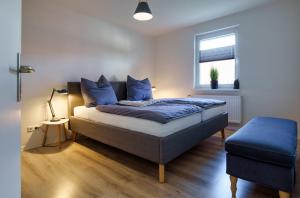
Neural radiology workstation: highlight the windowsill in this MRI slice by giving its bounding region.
[192,88,240,95]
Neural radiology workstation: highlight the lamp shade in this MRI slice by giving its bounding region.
[133,1,153,21]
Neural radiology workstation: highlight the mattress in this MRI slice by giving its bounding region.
[202,105,226,121]
[74,106,202,137]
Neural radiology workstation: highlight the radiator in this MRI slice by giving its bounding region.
[192,95,242,124]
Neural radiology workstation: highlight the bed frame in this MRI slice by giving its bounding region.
[68,82,228,183]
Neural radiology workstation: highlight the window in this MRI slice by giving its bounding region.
[194,26,239,89]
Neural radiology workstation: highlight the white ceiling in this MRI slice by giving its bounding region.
[56,0,277,36]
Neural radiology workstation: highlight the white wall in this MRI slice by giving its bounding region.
[22,0,300,150]
[154,0,300,128]
[21,0,155,149]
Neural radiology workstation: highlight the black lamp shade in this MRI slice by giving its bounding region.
[133,1,153,21]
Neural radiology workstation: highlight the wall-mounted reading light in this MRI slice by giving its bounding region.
[133,0,153,21]
[152,86,157,91]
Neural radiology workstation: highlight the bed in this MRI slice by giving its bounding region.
[68,81,228,183]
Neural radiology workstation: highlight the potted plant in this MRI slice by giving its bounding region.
[234,79,240,89]
[210,67,219,89]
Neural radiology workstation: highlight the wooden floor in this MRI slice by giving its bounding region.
[22,132,300,198]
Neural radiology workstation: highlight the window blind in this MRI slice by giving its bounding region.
[199,45,235,63]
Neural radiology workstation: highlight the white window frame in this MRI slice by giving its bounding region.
[194,25,240,90]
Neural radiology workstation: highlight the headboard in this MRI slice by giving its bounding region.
[67,81,127,117]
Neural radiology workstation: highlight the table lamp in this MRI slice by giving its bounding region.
[48,88,68,122]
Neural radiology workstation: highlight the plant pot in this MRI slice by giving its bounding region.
[211,80,218,89]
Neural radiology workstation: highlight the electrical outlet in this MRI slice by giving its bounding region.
[27,125,41,133]
[27,127,35,133]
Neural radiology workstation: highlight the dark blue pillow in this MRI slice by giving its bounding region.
[126,75,153,101]
[98,74,110,87]
[81,75,118,107]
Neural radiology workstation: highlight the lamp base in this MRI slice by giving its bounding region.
[50,118,61,122]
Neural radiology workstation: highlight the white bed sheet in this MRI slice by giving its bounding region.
[202,105,226,121]
[74,106,202,137]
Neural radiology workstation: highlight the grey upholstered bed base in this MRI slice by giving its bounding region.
[67,82,228,182]
[70,113,228,164]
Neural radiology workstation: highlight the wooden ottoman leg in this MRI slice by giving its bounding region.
[221,129,225,140]
[159,164,165,183]
[230,175,238,198]
[279,191,290,198]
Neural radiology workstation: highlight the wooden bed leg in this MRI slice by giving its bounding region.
[159,164,165,183]
[230,175,238,198]
[279,191,290,198]
[221,129,225,140]
[72,131,78,142]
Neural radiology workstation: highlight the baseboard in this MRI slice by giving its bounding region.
[227,123,241,131]
[20,129,299,151]
[22,143,43,151]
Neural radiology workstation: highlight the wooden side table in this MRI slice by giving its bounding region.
[41,118,69,149]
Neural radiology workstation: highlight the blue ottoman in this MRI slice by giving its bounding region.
[225,117,297,198]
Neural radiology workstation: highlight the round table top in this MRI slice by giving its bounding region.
[41,118,69,125]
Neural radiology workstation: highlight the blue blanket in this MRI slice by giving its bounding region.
[96,103,202,124]
[156,98,226,109]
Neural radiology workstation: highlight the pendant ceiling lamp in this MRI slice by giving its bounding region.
[133,0,153,21]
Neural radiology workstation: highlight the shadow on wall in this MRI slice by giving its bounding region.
[22,94,69,150]
[24,124,71,151]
